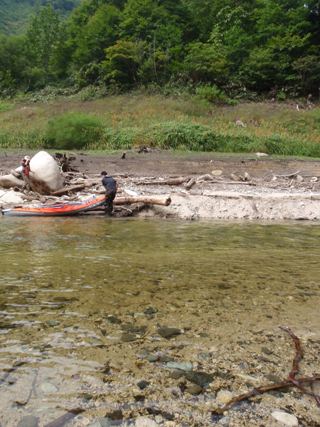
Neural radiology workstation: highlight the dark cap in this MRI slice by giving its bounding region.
[101,171,108,176]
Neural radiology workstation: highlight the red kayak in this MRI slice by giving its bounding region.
[2,194,106,217]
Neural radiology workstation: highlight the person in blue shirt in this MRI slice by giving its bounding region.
[101,171,117,215]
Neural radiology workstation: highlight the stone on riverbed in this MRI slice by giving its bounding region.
[216,389,233,405]
[17,416,39,427]
[271,410,298,427]
[157,326,182,339]
[135,417,159,427]
[165,361,193,372]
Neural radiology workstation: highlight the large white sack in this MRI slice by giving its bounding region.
[28,151,64,194]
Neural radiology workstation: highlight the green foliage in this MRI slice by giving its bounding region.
[1,0,320,103]
[45,112,104,149]
[102,40,145,86]
[195,85,235,105]
[0,101,13,112]
[0,0,79,35]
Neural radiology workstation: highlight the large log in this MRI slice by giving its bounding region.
[114,195,171,206]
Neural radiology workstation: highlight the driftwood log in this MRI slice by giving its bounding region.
[51,184,86,196]
[114,195,171,206]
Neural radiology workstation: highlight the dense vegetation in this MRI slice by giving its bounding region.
[0,0,79,35]
[0,0,320,99]
[1,94,320,157]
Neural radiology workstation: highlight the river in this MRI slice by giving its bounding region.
[0,218,319,426]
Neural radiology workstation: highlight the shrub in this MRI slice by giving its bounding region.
[45,112,104,149]
[148,122,224,151]
[195,84,235,105]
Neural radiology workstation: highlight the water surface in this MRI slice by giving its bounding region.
[0,218,319,425]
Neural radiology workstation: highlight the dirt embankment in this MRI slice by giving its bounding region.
[1,150,320,220]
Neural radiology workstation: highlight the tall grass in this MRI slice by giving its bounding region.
[0,94,320,157]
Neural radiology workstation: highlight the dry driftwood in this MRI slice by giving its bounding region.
[136,177,188,186]
[114,195,171,206]
[51,184,85,196]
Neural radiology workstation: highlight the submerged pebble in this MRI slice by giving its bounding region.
[17,416,39,427]
[271,410,298,427]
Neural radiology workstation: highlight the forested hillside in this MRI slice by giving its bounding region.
[0,0,319,99]
[0,0,79,34]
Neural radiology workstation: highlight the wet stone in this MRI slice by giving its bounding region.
[121,332,138,342]
[137,380,150,390]
[135,417,159,427]
[45,320,60,328]
[40,382,58,393]
[17,416,39,427]
[144,307,158,315]
[271,411,298,427]
[106,315,122,324]
[185,371,214,387]
[166,361,193,372]
[186,383,203,395]
[169,369,184,380]
[157,327,182,339]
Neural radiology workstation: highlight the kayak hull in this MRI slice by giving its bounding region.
[2,195,106,217]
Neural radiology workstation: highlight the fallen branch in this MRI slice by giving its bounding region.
[51,184,85,196]
[114,196,171,206]
[136,177,188,186]
[212,326,320,414]
[274,171,300,178]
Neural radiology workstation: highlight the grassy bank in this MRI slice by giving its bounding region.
[1,93,320,157]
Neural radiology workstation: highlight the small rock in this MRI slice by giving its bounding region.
[137,380,150,390]
[17,416,39,427]
[166,361,193,372]
[144,307,158,315]
[230,173,240,181]
[157,327,182,339]
[255,152,268,157]
[135,416,159,427]
[216,389,233,405]
[185,371,213,387]
[243,171,251,181]
[106,315,121,324]
[310,176,318,183]
[186,384,203,395]
[169,370,184,380]
[40,382,58,393]
[296,174,304,182]
[212,170,223,176]
[46,320,60,327]
[121,332,138,342]
[271,410,298,427]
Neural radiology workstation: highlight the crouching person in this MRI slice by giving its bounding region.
[101,171,117,215]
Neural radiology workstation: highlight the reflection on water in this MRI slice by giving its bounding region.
[0,218,319,425]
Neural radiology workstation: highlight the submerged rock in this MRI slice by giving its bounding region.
[157,327,182,339]
[271,411,298,427]
[135,417,159,427]
[17,416,39,427]
[166,361,193,372]
[185,371,213,387]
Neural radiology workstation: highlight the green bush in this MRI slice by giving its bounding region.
[0,101,13,112]
[265,135,320,157]
[45,112,104,149]
[148,122,224,151]
[195,84,234,105]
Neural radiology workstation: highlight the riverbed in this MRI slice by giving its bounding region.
[0,218,319,426]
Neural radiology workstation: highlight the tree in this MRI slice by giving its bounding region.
[25,5,65,86]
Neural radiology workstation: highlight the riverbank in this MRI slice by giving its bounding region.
[1,95,320,157]
[1,151,320,221]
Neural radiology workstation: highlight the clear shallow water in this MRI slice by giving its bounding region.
[0,218,319,425]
